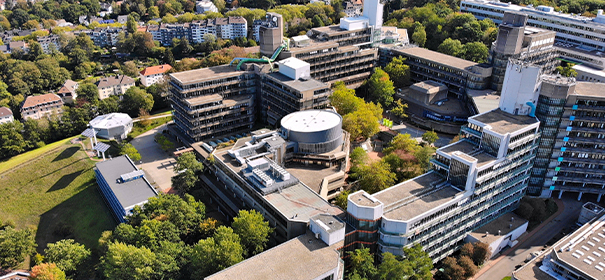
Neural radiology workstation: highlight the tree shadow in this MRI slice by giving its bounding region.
[47,170,85,192]
[52,146,81,162]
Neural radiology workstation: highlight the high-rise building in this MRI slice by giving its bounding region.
[343,99,540,261]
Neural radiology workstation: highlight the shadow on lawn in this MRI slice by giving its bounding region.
[47,170,85,192]
[52,146,80,162]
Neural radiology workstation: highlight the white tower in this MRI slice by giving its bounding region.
[499,60,542,116]
[362,0,383,28]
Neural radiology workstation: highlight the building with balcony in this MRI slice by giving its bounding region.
[203,127,344,244]
[490,12,559,92]
[461,0,605,69]
[56,79,78,104]
[20,93,63,120]
[95,155,158,223]
[96,75,135,100]
[343,95,540,262]
[139,64,172,87]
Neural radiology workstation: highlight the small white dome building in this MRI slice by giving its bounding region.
[89,113,133,140]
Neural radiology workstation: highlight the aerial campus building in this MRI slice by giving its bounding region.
[94,155,158,223]
[89,113,133,140]
[343,71,541,261]
[461,0,605,71]
[197,110,350,244]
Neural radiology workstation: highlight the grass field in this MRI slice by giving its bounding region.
[129,116,172,139]
[0,139,116,254]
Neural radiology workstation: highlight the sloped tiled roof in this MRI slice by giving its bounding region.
[139,64,172,76]
[57,79,78,94]
[96,75,135,88]
[0,106,12,117]
[22,93,62,109]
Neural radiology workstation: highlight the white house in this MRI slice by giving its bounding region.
[96,75,135,100]
[0,106,13,124]
[139,64,173,87]
[57,79,78,104]
[89,113,134,140]
[196,0,218,14]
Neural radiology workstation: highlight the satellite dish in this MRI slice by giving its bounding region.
[273,16,278,22]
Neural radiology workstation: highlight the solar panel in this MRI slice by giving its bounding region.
[94,142,111,153]
[82,128,98,138]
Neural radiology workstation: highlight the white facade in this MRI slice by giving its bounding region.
[278,58,311,80]
[499,61,542,116]
[465,219,528,259]
[362,0,383,28]
[140,72,165,87]
[340,17,370,31]
[190,17,247,44]
[96,76,135,100]
[0,107,13,124]
[573,64,605,83]
[89,113,133,140]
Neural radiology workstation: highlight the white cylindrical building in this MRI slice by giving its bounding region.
[280,110,343,154]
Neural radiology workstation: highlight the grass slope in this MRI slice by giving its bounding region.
[0,141,115,253]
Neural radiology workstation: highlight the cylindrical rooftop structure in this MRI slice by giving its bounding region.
[280,110,343,154]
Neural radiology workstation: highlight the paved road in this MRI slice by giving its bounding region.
[391,122,453,148]
[475,195,585,280]
[130,123,175,193]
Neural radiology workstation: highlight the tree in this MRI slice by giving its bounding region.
[329,82,362,116]
[98,95,120,115]
[0,227,37,269]
[75,83,99,105]
[385,133,419,154]
[172,152,204,193]
[458,255,478,279]
[556,63,577,77]
[171,171,199,193]
[343,102,382,140]
[357,160,396,194]
[155,134,175,152]
[120,87,154,117]
[148,6,160,18]
[438,38,464,57]
[384,56,410,88]
[119,143,141,162]
[334,190,350,210]
[191,226,244,278]
[377,252,408,280]
[401,244,433,280]
[411,22,427,47]
[138,108,152,127]
[0,121,27,159]
[367,68,395,106]
[472,242,491,266]
[422,130,439,146]
[391,99,408,119]
[28,42,44,60]
[29,263,66,280]
[101,242,157,280]
[440,257,465,280]
[127,15,138,33]
[348,248,376,279]
[462,42,488,63]
[122,61,139,78]
[460,242,474,258]
[231,210,273,257]
[163,48,176,65]
[44,239,90,274]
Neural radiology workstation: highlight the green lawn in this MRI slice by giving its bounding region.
[0,141,116,254]
[129,116,172,139]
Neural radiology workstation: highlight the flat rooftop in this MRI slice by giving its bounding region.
[95,155,157,209]
[205,230,343,280]
[469,212,528,244]
[439,140,496,167]
[552,214,605,280]
[169,65,244,85]
[264,182,343,222]
[471,109,538,135]
[393,47,479,71]
[574,82,605,98]
[266,72,327,92]
[371,172,462,221]
[286,163,341,193]
[512,254,556,280]
[467,89,500,113]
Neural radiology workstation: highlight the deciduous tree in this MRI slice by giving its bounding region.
[75,83,99,105]
[348,248,376,279]
[367,68,395,107]
[0,226,37,269]
[101,242,157,280]
[391,99,408,119]
[422,130,438,146]
[119,143,141,162]
[357,160,397,194]
[472,242,491,266]
[384,56,410,88]
[30,263,66,280]
[232,210,273,257]
[191,226,244,278]
[120,87,154,117]
[411,22,427,47]
[44,239,90,274]
[462,42,488,63]
[438,38,464,57]
[458,255,478,279]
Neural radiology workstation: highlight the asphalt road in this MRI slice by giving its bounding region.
[475,194,586,280]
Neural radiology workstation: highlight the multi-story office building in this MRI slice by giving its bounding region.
[169,65,258,142]
[21,93,64,120]
[204,123,345,244]
[343,84,540,261]
[95,155,158,223]
[461,0,605,69]
[96,75,135,100]
[379,45,493,98]
[490,12,559,91]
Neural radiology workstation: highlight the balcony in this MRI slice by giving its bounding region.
[461,126,482,138]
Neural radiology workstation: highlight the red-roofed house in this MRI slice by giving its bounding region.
[139,64,172,87]
[56,79,79,104]
[21,93,64,120]
[0,106,13,124]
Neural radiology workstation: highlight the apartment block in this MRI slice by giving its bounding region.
[21,93,64,120]
[461,0,605,69]
[90,27,124,48]
[490,12,559,91]
[37,35,60,54]
[159,23,192,46]
[344,97,540,262]
[96,75,135,100]
[139,64,173,87]
[151,17,247,46]
[56,79,78,104]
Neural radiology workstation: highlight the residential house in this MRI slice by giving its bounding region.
[20,93,64,120]
[1,41,29,54]
[91,27,124,47]
[139,64,172,87]
[0,107,13,124]
[38,35,60,53]
[117,15,128,24]
[96,75,135,100]
[57,79,78,104]
[344,0,363,17]
[99,3,113,17]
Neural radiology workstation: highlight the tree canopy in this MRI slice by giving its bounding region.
[384,56,410,88]
[30,263,66,280]
[231,210,273,257]
[191,226,245,278]
[120,87,154,117]
[119,143,141,162]
[366,68,396,107]
[44,239,91,274]
[0,226,37,269]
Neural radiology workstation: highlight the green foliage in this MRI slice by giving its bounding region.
[422,130,439,145]
[191,226,244,278]
[402,244,433,280]
[377,252,409,279]
[348,248,376,279]
[120,87,154,117]
[330,82,363,116]
[122,61,139,78]
[343,101,383,140]
[462,42,489,63]
[101,242,157,280]
[357,160,397,194]
[556,63,578,77]
[44,239,91,274]
[334,190,350,210]
[384,56,410,88]
[119,143,141,162]
[172,152,204,193]
[367,68,396,107]
[30,263,66,280]
[0,121,27,159]
[391,99,408,119]
[385,133,419,154]
[438,38,464,57]
[0,226,37,269]
[232,210,273,257]
[411,22,427,47]
[76,83,99,105]
[155,134,175,152]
